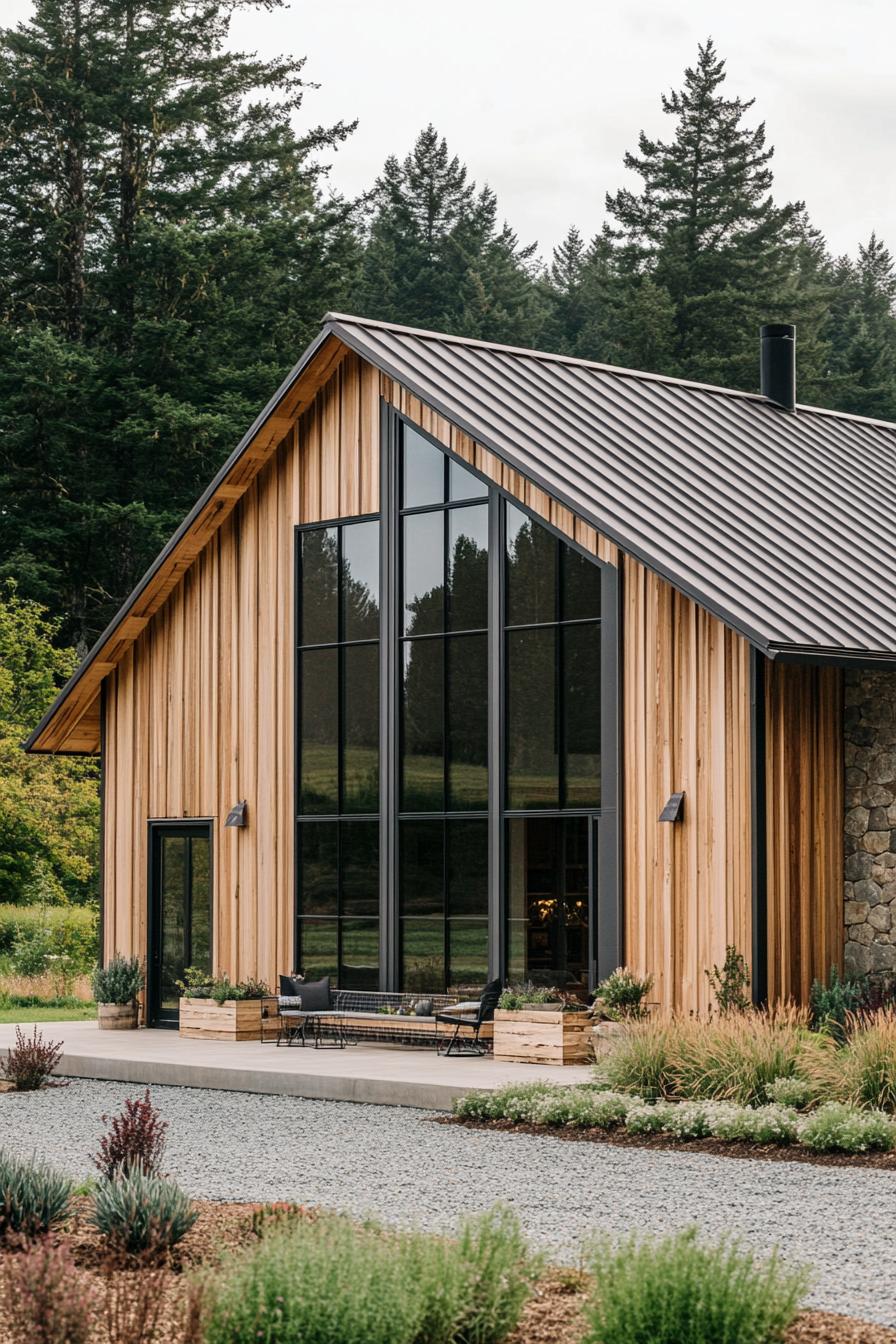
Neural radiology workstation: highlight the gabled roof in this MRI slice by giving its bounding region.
[25,313,896,753]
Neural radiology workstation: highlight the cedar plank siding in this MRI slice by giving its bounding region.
[101,348,840,1009]
[764,661,844,1003]
[383,377,754,1016]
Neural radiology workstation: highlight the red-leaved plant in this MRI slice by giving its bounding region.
[1,1239,94,1343]
[93,1089,168,1180]
[0,1026,64,1091]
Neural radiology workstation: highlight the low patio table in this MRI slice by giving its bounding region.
[276,1008,347,1049]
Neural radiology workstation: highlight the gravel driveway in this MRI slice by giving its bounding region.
[1,1079,893,1326]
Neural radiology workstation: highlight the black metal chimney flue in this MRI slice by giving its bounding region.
[760,323,796,411]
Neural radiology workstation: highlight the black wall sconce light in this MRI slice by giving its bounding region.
[225,800,248,828]
[658,791,685,823]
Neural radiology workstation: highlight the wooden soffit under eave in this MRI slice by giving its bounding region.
[26,332,349,755]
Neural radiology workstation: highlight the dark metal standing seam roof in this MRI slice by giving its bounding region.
[327,314,896,661]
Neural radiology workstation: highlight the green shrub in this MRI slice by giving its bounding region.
[592,967,653,1021]
[91,1169,197,1258]
[797,1102,896,1153]
[583,1228,808,1344]
[809,965,867,1040]
[92,954,143,1005]
[455,1206,537,1344]
[705,945,752,1016]
[0,904,97,976]
[202,1208,534,1344]
[0,1150,73,1243]
[601,1022,672,1100]
[765,1075,814,1109]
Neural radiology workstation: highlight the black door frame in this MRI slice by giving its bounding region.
[147,819,214,1028]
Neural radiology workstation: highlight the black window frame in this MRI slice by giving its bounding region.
[294,513,382,988]
[294,409,620,992]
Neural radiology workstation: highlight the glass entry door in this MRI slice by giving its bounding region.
[506,816,591,996]
[148,823,212,1027]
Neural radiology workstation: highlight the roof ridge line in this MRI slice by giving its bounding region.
[323,312,766,403]
[325,313,896,435]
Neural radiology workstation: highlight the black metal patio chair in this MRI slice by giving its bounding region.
[435,977,502,1057]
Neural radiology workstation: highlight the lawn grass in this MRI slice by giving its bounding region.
[0,1003,95,1024]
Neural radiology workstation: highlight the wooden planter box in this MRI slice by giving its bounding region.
[493,1008,591,1065]
[179,997,268,1041]
[97,1001,138,1031]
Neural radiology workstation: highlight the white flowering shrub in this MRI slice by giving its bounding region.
[624,1103,676,1135]
[765,1076,814,1110]
[797,1103,896,1153]
[661,1102,712,1140]
[705,1103,798,1144]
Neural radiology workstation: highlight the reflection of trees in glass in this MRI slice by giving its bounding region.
[301,529,338,644]
[506,509,556,626]
[448,529,488,631]
[342,521,380,639]
[507,627,558,809]
[402,640,443,811]
[190,838,211,972]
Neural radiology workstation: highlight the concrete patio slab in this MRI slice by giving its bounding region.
[0,1020,592,1110]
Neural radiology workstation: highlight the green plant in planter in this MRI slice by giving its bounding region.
[592,967,654,1021]
[92,955,144,1005]
[175,966,212,998]
[175,969,270,1003]
[498,983,562,1011]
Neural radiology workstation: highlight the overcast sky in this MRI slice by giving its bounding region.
[6,0,895,263]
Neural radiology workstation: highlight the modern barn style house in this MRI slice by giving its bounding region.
[25,317,896,1024]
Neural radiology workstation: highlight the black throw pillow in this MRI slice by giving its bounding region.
[279,974,304,998]
[295,975,330,1012]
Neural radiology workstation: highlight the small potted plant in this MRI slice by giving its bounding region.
[493,983,590,1065]
[590,967,654,1055]
[92,954,144,1030]
[177,969,272,1040]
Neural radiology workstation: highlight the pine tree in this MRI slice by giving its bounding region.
[822,234,896,420]
[0,0,361,649]
[603,38,825,389]
[357,125,543,344]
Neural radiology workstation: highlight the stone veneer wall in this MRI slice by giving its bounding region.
[844,669,896,977]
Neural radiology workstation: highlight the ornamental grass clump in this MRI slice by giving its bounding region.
[201,1207,535,1344]
[91,1168,197,1260]
[665,1007,826,1107]
[796,1102,896,1154]
[814,1010,896,1112]
[600,1020,673,1100]
[603,1008,826,1107]
[582,1227,808,1344]
[0,1150,73,1244]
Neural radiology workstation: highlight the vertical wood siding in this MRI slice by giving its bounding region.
[764,661,844,1002]
[387,381,756,1016]
[103,348,830,1012]
[620,558,753,1015]
[103,354,379,983]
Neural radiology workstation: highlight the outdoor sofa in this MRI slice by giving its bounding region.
[275,978,498,1051]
